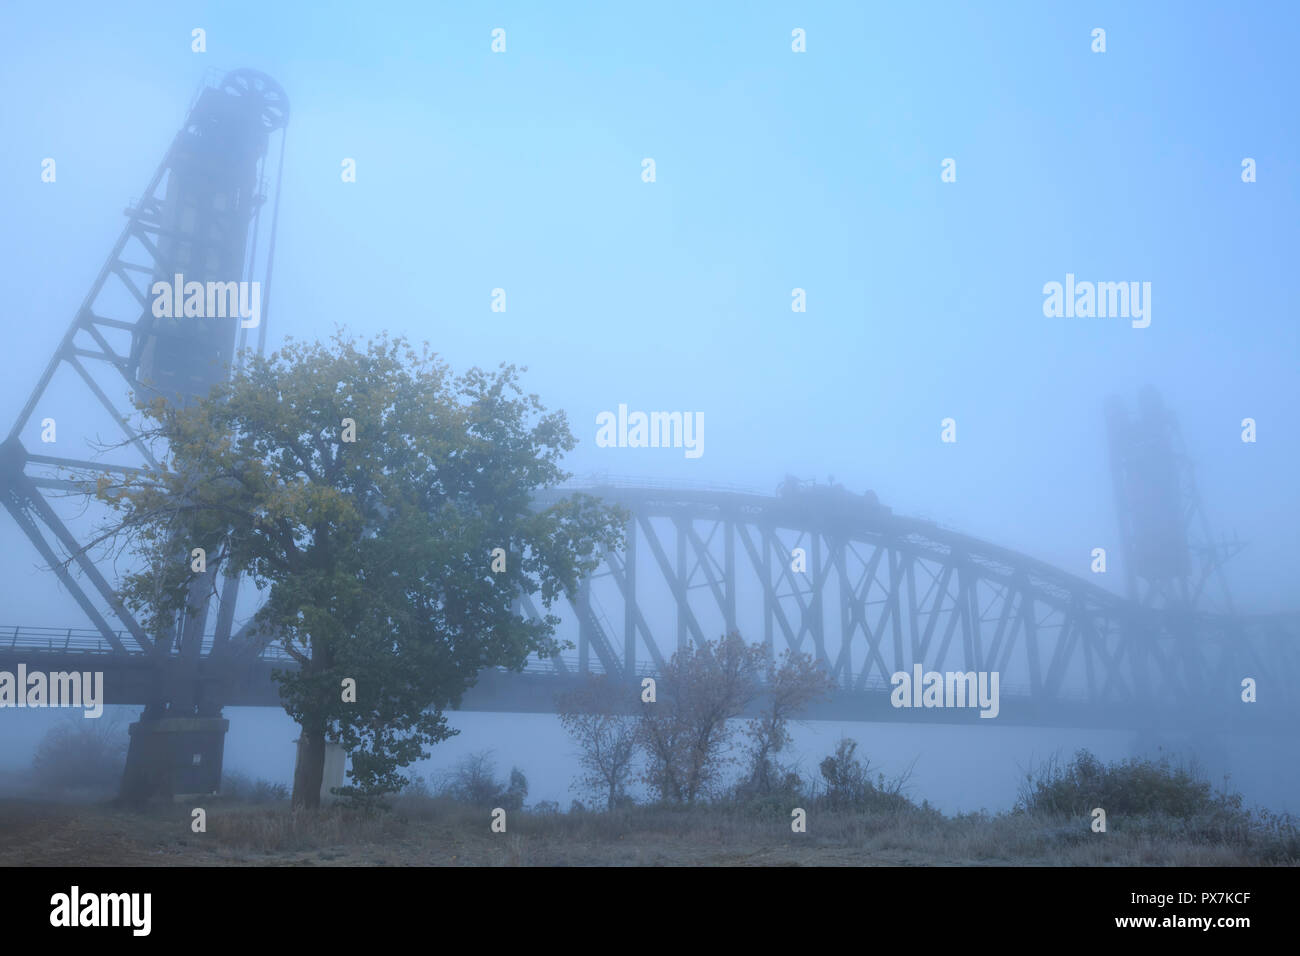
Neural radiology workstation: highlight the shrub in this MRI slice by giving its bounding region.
[502,767,529,812]
[31,715,127,793]
[1011,748,1299,861]
[399,773,432,798]
[819,738,871,807]
[815,738,921,815]
[438,751,528,810]
[222,771,290,803]
[1016,749,1218,819]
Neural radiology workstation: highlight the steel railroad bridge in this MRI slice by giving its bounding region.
[3,477,1296,736]
[1,70,1295,801]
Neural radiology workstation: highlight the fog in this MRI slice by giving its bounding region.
[1,1,1297,820]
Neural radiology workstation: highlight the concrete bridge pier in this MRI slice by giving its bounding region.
[119,715,229,804]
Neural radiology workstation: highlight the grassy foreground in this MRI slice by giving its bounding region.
[2,794,1295,867]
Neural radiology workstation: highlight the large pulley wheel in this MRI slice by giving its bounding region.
[220,69,290,131]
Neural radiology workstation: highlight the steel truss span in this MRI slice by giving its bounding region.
[2,481,1296,731]
[506,483,1298,732]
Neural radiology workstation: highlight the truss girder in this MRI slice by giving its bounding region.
[1,482,1295,728]
[525,486,1295,715]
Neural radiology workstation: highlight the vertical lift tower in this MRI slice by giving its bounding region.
[1106,386,1244,770]
[1105,386,1241,615]
[0,70,289,800]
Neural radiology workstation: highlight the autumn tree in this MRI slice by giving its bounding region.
[638,632,765,804]
[92,331,624,808]
[557,674,639,810]
[741,648,834,796]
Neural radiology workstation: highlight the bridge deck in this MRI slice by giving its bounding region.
[1,637,1291,734]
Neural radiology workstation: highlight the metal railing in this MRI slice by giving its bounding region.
[553,472,763,496]
[1,626,1088,701]
[496,654,1080,700]
[1,625,296,662]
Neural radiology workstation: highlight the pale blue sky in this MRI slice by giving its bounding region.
[3,1,1295,615]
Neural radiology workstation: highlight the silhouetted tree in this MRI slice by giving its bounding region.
[442,750,528,810]
[638,632,765,803]
[557,674,639,810]
[742,648,833,795]
[32,715,127,792]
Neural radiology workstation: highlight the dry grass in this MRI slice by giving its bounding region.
[1,794,1293,866]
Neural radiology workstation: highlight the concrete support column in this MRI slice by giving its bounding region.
[120,716,229,803]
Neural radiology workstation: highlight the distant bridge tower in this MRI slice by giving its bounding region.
[0,69,289,801]
[130,70,288,400]
[1105,386,1241,614]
